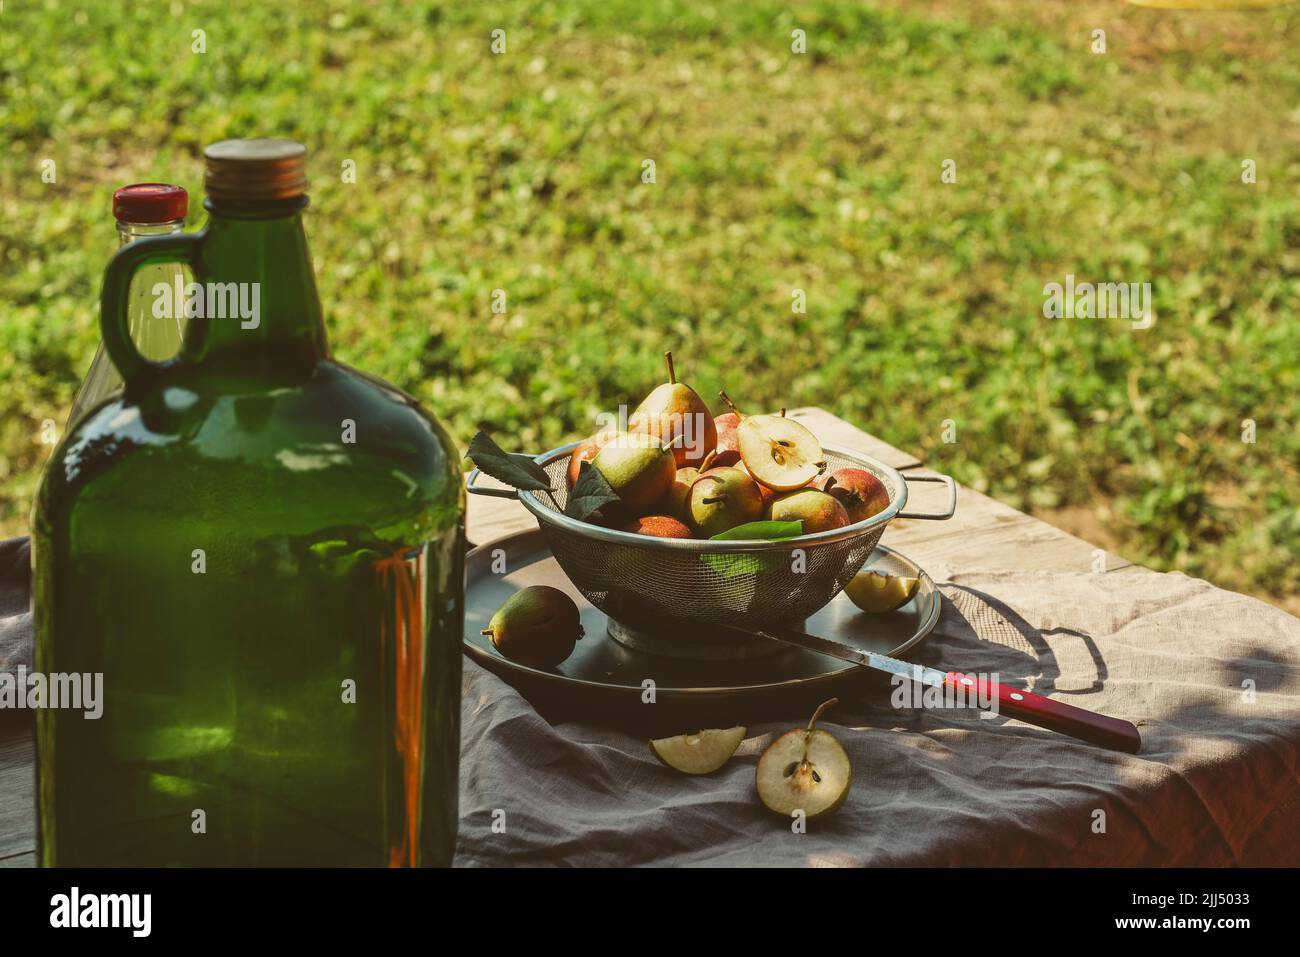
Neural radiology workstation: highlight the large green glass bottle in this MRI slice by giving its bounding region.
[32,139,464,866]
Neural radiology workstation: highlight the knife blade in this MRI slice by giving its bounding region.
[742,624,1142,754]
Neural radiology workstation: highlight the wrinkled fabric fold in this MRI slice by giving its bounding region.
[454,567,1300,866]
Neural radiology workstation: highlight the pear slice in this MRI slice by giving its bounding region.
[649,726,746,775]
[844,570,920,613]
[755,699,851,819]
[737,414,825,491]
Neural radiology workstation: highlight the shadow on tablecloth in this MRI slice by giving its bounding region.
[7,532,1300,865]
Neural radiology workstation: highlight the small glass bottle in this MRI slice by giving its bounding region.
[67,184,188,427]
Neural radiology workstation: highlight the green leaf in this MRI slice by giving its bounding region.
[709,520,803,541]
[701,520,804,577]
[466,431,552,492]
[564,460,621,522]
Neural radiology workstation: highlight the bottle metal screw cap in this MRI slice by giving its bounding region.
[203,139,309,203]
[113,183,189,224]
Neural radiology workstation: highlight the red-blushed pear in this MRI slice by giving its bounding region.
[481,585,585,669]
[567,430,620,489]
[629,352,717,469]
[818,467,890,524]
[715,393,790,463]
[766,488,850,534]
[591,432,677,520]
[709,448,742,468]
[755,698,851,819]
[714,390,745,454]
[737,413,826,491]
[621,515,694,539]
[665,466,700,523]
[734,460,794,508]
[687,466,764,537]
[701,444,742,470]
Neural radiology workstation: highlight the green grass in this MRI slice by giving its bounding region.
[1,0,1297,607]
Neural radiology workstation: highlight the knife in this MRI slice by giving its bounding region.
[742,625,1142,754]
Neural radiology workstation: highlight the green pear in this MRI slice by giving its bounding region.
[665,466,700,523]
[629,352,717,469]
[481,585,585,669]
[766,488,850,534]
[567,429,619,489]
[591,432,677,519]
[687,466,764,537]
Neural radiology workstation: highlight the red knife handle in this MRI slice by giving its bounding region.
[943,672,1142,754]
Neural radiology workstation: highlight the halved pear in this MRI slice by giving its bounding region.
[755,699,851,819]
[844,570,920,613]
[737,414,825,491]
[650,726,746,775]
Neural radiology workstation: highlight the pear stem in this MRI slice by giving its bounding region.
[480,628,493,636]
[719,390,741,416]
[779,407,786,418]
[807,697,838,734]
[664,351,677,385]
[801,697,839,763]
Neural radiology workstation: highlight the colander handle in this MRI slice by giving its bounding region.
[897,473,957,520]
[466,466,521,499]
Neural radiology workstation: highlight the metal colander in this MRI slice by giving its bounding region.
[469,442,955,635]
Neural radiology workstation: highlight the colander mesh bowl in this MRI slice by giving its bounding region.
[512,445,910,631]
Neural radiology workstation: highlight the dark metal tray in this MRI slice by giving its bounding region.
[464,528,939,730]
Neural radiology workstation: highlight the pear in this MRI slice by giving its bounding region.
[844,571,920,613]
[481,585,585,669]
[766,488,851,534]
[705,446,741,469]
[716,393,789,470]
[818,467,890,524]
[735,461,778,508]
[737,413,826,491]
[567,430,619,489]
[665,466,700,523]
[688,466,765,537]
[650,726,747,775]
[591,432,677,518]
[714,390,745,455]
[629,352,717,469]
[621,515,694,539]
[755,698,851,819]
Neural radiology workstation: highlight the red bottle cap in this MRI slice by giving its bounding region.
[112,183,188,224]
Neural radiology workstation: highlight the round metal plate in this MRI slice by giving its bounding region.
[464,528,939,724]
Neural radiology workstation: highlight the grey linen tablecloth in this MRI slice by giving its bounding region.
[6,535,1298,865]
[455,566,1300,866]
[0,538,32,681]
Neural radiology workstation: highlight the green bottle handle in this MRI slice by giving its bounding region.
[99,231,205,390]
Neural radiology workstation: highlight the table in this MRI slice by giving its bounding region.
[4,409,1297,867]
